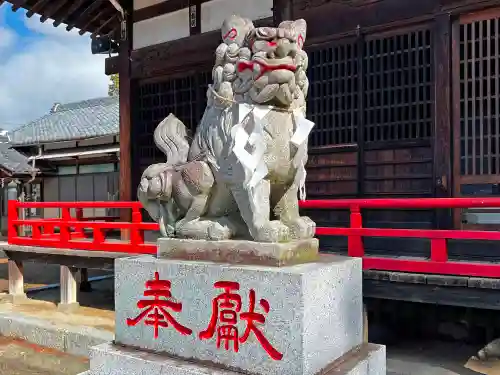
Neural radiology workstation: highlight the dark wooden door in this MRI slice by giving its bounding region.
[453,9,500,232]
[304,24,436,256]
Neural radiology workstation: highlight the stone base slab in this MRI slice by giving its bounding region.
[82,342,386,375]
[115,254,362,375]
[58,302,81,313]
[157,238,319,266]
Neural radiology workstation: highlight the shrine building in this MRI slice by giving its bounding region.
[5,0,500,309]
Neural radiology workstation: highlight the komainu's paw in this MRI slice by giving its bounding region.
[207,222,232,241]
[285,216,316,239]
[253,220,290,243]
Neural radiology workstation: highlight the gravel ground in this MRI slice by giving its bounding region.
[0,337,89,375]
[0,253,491,374]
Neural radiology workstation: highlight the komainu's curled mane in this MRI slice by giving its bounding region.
[138,15,315,243]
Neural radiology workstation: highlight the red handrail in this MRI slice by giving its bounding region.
[9,198,500,277]
[300,198,500,209]
[299,198,500,278]
[15,201,143,208]
[8,201,159,254]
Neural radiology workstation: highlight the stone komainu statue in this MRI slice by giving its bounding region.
[138,15,315,243]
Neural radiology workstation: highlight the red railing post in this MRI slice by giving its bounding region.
[93,227,105,245]
[130,207,144,246]
[348,205,364,257]
[31,224,41,240]
[45,223,54,236]
[76,208,83,221]
[430,238,448,262]
[72,207,86,239]
[7,200,18,242]
[60,208,71,246]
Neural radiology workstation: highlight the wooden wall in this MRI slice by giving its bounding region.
[122,0,500,248]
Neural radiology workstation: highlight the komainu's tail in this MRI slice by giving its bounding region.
[154,113,190,165]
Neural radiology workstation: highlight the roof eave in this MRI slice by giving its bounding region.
[4,0,122,40]
[10,131,120,147]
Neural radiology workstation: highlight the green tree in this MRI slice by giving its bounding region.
[108,74,119,97]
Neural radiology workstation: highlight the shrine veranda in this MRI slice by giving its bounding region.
[80,239,386,375]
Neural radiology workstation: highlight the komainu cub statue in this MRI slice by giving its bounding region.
[138,15,316,243]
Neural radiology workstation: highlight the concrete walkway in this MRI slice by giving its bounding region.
[0,304,486,375]
[0,292,113,357]
[387,359,481,375]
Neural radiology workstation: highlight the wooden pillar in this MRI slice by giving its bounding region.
[356,30,365,197]
[273,0,293,25]
[79,268,92,292]
[433,13,453,228]
[58,266,79,312]
[6,260,26,303]
[363,303,368,343]
[119,0,134,240]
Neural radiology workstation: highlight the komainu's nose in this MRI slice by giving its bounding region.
[274,38,295,59]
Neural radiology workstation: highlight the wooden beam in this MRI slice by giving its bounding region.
[66,0,103,31]
[88,13,118,37]
[10,0,28,12]
[53,0,86,27]
[134,0,189,23]
[106,22,121,40]
[26,0,51,18]
[273,0,293,25]
[75,6,111,33]
[299,0,438,41]
[40,0,68,23]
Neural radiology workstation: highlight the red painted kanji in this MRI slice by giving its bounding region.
[240,289,283,360]
[126,272,192,338]
[199,281,283,360]
[199,281,242,351]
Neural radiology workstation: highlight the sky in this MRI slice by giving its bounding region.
[0,3,109,130]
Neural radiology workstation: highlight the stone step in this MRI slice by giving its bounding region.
[85,342,386,375]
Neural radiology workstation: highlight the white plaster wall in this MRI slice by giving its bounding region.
[133,8,190,49]
[201,0,273,33]
[134,0,167,10]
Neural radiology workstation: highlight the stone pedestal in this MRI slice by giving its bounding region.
[157,238,320,266]
[81,247,386,375]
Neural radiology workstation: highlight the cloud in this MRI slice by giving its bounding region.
[0,7,109,130]
[0,26,15,50]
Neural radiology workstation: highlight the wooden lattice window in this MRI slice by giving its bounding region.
[460,17,500,175]
[306,41,359,147]
[363,29,433,143]
[135,71,210,168]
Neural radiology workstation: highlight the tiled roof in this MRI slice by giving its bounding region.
[0,143,37,175]
[10,97,119,146]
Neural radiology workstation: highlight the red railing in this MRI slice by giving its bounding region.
[299,198,500,278]
[8,198,500,277]
[8,201,159,254]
